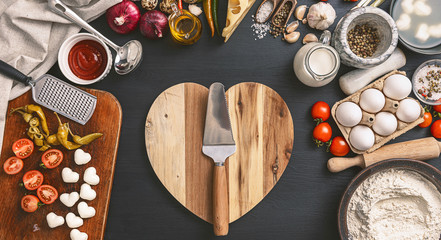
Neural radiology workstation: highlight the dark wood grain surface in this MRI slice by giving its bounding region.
[42,0,441,239]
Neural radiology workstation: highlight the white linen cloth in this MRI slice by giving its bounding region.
[0,0,120,153]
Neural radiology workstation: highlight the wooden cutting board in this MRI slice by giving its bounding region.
[145,82,294,223]
[0,89,122,239]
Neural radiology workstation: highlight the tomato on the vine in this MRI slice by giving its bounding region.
[21,195,41,213]
[419,112,432,128]
[431,120,441,138]
[3,157,23,175]
[434,105,441,113]
[12,139,33,159]
[313,122,332,146]
[328,136,350,156]
[311,101,330,123]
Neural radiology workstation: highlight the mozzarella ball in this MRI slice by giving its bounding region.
[336,102,362,127]
[349,126,375,151]
[372,112,398,136]
[359,89,386,113]
[396,99,421,122]
[383,74,412,100]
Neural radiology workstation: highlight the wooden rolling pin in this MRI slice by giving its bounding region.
[327,137,441,172]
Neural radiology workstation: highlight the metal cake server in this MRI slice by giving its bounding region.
[0,60,96,125]
[202,82,236,236]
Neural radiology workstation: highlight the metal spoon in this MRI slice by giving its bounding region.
[48,0,142,75]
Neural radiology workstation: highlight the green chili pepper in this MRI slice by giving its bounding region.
[212,0,220,36]
[39,142,51,152]
[10,109,33,123]
[68,126,103,145]
[54,112,82,150]
[11,105,49,136]
[45,134,60,146]
[29,117,40,127]
[34,133,44,146]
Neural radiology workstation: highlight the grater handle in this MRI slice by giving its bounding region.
[0,60,32,85]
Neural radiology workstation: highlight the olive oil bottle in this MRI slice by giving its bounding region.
[169,5,202,45]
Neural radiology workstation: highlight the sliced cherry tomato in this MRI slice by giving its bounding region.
[37,185,58,204]
[3,157,24,175]
[22,170,44,191]
[41,149,63,169]
[431,120,441,138]
[313,122,332,146]
[311,101,330,123]
[419,112,432,128]
[328,136,350,156]
[12,138,34,159]
[21,195,41,213]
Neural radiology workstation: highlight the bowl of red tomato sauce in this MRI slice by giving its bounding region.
[58,33,112,85]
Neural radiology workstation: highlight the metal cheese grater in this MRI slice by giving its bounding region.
[0,60,96,125]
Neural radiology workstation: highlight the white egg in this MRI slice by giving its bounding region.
[349,126,375,151]
[383,74,412,100]
[396,99,421,122]
[372,112,398,136]
[359,89,385,113]
[336,102,362,127]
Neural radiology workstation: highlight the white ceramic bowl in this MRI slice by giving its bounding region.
[58,33,112,85]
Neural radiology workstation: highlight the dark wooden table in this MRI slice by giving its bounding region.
[47,0,441,239]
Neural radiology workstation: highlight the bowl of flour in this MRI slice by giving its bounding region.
[339,159,441,240]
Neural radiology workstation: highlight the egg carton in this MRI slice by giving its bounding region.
[331,70,425,154]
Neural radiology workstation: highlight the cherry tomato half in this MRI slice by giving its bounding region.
[419,112,432,128]
[431,120,441,138]
[329,136,350,156]
[311,101,330,122]
[3,157,23,175]
[41,149,63,169]
[313,122,332,146]
[12,138,34,159]
[37,185,58,204]
[21,195,41,213]
[22,170,44,191]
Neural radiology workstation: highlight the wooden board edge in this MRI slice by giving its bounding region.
[90,89,123,240]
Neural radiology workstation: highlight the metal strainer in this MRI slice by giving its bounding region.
[0,60,96,125]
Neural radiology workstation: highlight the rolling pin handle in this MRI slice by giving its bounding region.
[327,155,365,173]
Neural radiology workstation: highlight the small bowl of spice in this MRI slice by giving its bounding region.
[413,59,441,105]
[332,7,399,69]
[58,33,112,85]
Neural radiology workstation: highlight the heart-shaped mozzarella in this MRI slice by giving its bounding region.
[83,167,100,185]
[80,183,96,201]
[46,212,64,228]
[62,167,80,183]
[66,212,83,228]
[74,149,91,165]
[78,201,96,219]
[60,192,80,207]
[70,229,88,240]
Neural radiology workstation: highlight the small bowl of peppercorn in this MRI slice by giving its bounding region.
[332,7,399,69]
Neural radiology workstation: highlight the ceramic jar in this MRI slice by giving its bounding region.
[332,7,399,69]
[293,30,340,87]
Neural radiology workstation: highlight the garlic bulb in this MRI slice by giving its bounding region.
[307,2,336,30]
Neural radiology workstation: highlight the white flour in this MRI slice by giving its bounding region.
[347,168,441,240]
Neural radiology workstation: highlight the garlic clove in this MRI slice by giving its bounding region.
[284,32,300,43]
[286,21,299,33]
[295,5,307,20]
[303,33,318,44]
[188,4,202,16]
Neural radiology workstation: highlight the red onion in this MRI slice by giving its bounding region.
[106,0,141,34]
[140,10,168,40]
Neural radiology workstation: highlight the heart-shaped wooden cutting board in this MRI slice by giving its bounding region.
[145,82,294,223]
